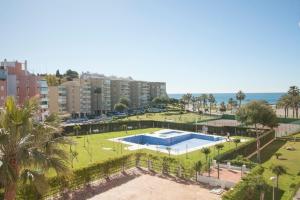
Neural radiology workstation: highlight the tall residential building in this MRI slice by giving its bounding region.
[38,79,49,120]
[81,73,111,114]
[80,78,92,116]
[61,80,81,116]
[0,60,39,107]
[129,81,150,109]
[110,79,131,110]
[48,86,67,114]
[149,82,167,100]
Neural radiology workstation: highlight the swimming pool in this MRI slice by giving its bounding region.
[111,129,225,155]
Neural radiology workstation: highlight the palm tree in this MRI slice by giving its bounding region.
[228,98,237,113]
[193,161,202,180]
[236,90,246,108]
[288,86,300,118]
[270,165,287,194]
[185,93,192,111]
[201,147,211,163]
[0,97,72,200]
[208,94,216,115]
[219,101,227,114]
[196,96,203,113]
[191,96,197,112]
[215,144,224,179]
[201,94,208,112]
[277,94,292,118]
[233,138,241,149]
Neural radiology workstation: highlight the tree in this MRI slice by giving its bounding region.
[219,101,227,114]
[194,161,202,180]
[73,124,81,137]
[120,97,130,107]
[0,97,72,200]
[236,101,278,163]
[55,69,61,77]
[233,138,241,149]
[182,93,192,111]
[201,94,208,111]
[208,94,216,115]
[114,103,128,113]
[201,147,211,163]
[45,74,59,86]
[191,96,197,112]
[288,86,300,118]
[64,69,79,81]
[215,144,224,179]
[236,90,246,108]
[270,165,287,194]
[274,152,282,160]
[276,94,291,118]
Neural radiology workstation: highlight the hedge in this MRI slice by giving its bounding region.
[215,130,275,161]
[16,153,139,199]
[222,165,265,200]
[12,152,197,199]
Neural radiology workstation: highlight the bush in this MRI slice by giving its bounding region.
[222,165,265,200]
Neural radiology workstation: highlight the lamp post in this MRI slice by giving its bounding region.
[270,176,277,200]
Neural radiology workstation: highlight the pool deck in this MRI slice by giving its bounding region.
[110,129,226,155]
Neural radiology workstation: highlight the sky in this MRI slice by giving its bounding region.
[1,0,300,94]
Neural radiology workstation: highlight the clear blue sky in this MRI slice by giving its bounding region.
[1,0,300,93]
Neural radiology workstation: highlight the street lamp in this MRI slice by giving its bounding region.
[270,176,277,200]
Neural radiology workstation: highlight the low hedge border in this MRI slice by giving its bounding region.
[14,152,197,199]
[222,165,265,200]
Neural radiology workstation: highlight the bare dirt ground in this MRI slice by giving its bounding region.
[55,169,221,200]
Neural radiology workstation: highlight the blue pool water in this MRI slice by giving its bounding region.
[121,132,223,151]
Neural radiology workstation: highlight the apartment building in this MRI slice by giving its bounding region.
[129,81,151,109]
[80,78,92,116]
[48,86,67,114]
[38,79,49,120]
[149,82,167,100]
[110,78,131,110]
[46,72,167,116]
[0,60,39,107]
[61,80,81,116]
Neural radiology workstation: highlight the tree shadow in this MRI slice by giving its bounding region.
[251,140,286,163]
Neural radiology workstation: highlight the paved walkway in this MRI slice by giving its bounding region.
[294,188,300,200]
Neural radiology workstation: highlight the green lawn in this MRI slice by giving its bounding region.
[62,128,252,172]
[255,139,300,200]
[116,112,218,124]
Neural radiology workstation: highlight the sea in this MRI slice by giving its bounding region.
[168,93,285,105]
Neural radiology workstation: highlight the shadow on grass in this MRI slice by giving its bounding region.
[250,140,287,163]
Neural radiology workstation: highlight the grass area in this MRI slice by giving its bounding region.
[116,112,218,124]
[61,128,252,173]
[252,139,300,200]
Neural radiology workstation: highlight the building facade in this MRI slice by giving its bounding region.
[149,82,167,100]
[48,86,67,114]
[129,81,151,109]
[0,60,39,107]
[61,80,81,116]
[38,79,49,120]
[110,79,131,110]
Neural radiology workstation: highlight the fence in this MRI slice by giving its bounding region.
[197,175,235,189]
[63,120,262,137]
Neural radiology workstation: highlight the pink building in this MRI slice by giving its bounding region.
[0,59,39,107]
